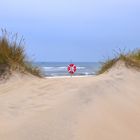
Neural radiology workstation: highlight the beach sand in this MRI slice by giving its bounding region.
[0,61,140,140]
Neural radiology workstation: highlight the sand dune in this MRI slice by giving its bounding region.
[0,62,140,140]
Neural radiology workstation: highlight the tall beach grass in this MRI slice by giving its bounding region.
[97,49,140,74]
[0,29,43,78]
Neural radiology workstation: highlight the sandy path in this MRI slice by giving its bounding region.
[0,63,140,140]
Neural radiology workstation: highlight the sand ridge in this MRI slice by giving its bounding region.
[0,62,140,140]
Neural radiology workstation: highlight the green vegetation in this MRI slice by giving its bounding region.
[97,49,140,74]
[0,29,43,78]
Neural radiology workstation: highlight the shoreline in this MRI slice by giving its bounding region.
[45,75,95,79]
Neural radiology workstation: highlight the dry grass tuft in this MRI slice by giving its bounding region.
[97,49,140,74]
[0,29,43,78]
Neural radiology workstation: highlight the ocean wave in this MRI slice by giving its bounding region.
[42,67,67,71]
[42,66,86,71]
[76,67,85,69]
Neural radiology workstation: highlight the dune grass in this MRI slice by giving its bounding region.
[97,49,140,74]
[0,29,43,78]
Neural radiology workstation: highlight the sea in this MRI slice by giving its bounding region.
[34,62,102,77]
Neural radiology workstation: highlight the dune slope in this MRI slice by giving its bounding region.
[0,62,140,140]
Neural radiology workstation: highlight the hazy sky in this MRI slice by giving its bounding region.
[0,0,140,62]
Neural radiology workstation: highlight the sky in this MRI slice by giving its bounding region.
[0,0,140,62]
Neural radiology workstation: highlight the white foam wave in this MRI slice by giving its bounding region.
[42,66,85,71]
